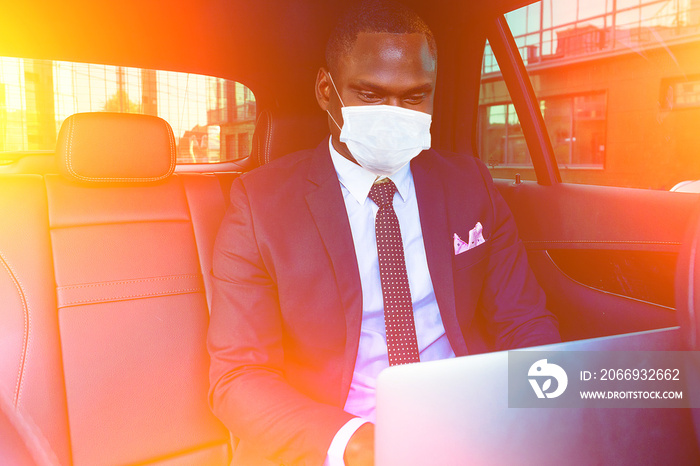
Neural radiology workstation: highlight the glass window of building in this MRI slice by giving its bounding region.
[0,58,256,164]
[478,102,533,169]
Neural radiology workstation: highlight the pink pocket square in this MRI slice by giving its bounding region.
[454,222,486,255]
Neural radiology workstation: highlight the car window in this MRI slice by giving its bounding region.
[0,57,256,164]
[479,0,700,191]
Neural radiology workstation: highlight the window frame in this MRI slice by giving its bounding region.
[484,15,562,186]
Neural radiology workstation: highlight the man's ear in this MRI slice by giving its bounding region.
[315,67,331,112]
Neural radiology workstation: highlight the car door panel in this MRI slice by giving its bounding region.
[495,179,700,341]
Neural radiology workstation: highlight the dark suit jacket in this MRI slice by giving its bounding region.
[208,139,560,465]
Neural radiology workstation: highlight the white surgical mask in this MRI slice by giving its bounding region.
[326,73,432,176]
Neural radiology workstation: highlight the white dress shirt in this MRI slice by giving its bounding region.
[324,140,455,465]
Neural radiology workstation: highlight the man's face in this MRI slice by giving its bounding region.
[316,32,437,162]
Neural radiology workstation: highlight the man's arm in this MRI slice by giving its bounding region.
[207,177,353,465]
[474,160,561,350]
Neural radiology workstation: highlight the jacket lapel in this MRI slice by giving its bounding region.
[304,140,363,400]
[412,152,469,356]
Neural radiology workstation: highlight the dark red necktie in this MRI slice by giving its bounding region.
[369,179,420,366]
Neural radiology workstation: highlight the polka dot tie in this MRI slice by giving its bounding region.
[369,179,420,366]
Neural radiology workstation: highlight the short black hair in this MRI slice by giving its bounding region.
[325,0,437,74]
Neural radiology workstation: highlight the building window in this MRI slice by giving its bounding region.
[661,76,700,109]
[237,132,251,159]
[543,93,606,168]
[478,92,606,169]
[478,103,531,168]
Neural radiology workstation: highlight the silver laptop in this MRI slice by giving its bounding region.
[375,328,696,466]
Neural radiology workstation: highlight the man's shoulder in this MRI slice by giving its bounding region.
[237,144,322,196]
[418,147,492,184]
[242,148,315,181]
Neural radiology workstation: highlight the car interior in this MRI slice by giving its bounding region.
[1,0,699,464]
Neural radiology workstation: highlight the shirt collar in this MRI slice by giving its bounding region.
[328,138,412,206]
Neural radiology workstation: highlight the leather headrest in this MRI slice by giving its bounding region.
[56,113,175,183]
[250,109,329,169]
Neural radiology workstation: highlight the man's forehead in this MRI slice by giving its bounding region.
[338,32,437,78]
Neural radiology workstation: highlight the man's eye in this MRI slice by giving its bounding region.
[405,95,425,104]
[358,92,380,102]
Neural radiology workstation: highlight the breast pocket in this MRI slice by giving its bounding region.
[453,242,490,270]
[453,242,489,323]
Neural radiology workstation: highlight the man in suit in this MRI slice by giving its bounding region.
[208,2,560,465]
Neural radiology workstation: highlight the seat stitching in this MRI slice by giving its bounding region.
[0,252,30,408]
[255,132,261,166]
[65,116,77,180]
[165,119,176,175]
[264,113,272,165]
[59,287,204,307]
[56,274,201,291]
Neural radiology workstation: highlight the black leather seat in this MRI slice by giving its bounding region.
[0,112,232,464]
[0,108,327,464]
[0,390,59,466]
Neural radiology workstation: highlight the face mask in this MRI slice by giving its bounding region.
[326,73,432,176]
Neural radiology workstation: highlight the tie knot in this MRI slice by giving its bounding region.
[369,179,397,208]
